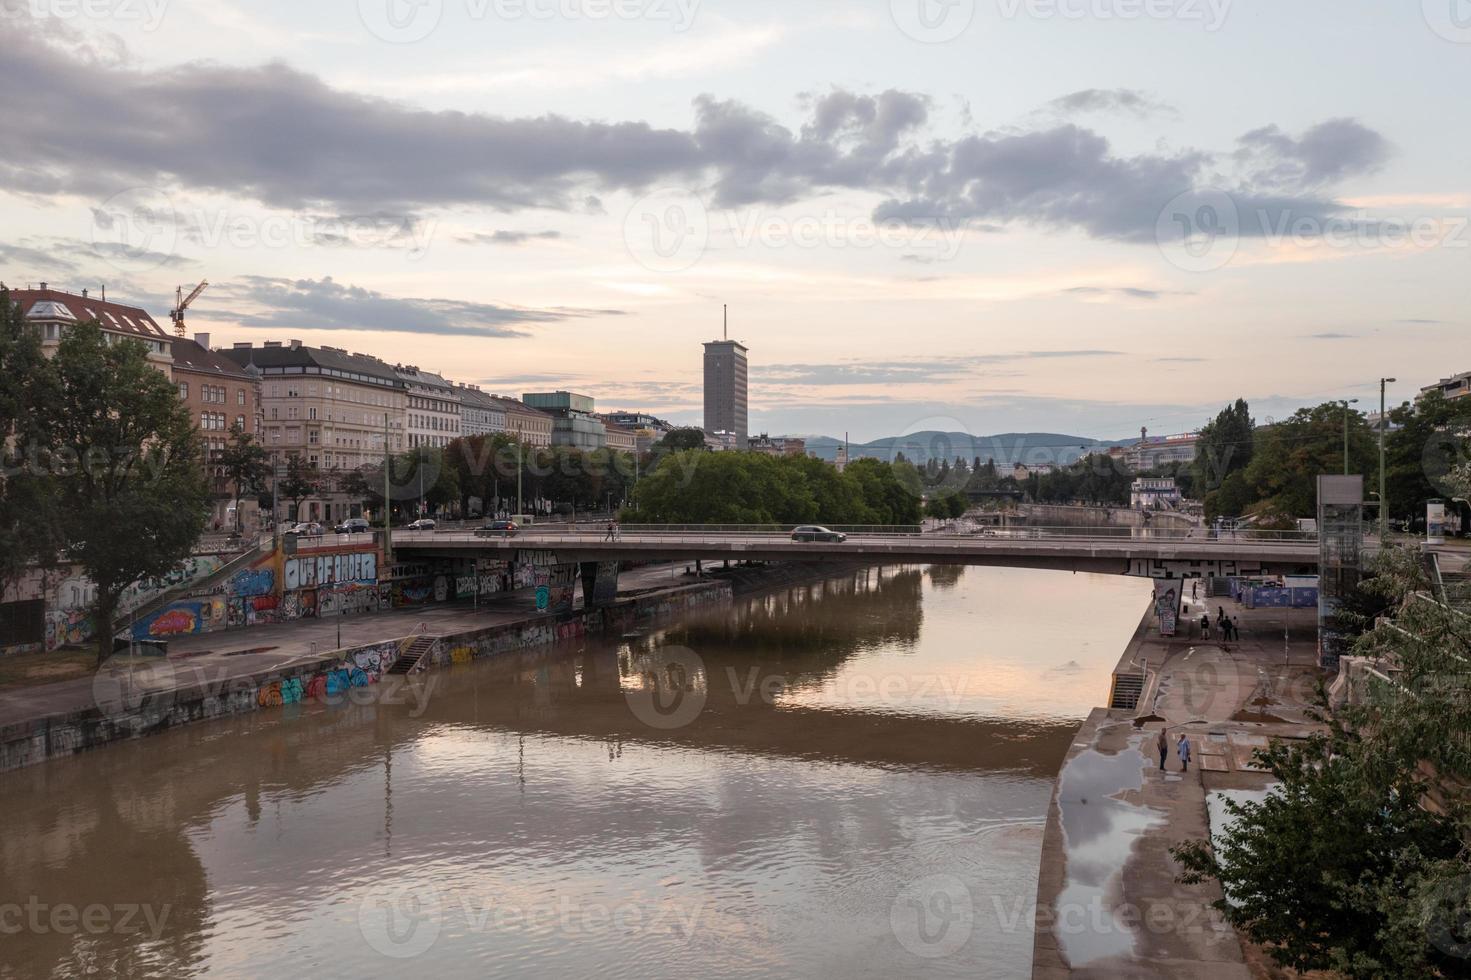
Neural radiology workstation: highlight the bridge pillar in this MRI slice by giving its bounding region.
[579,560,622,608]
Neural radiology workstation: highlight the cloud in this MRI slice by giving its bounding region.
[223,276,625,338]
[1307,332,1355,340]
[1064,286,1187,301]
[762,351,1122,386]
[0,21,1392,247]
[1234,118,1391,192]
[1397,318,1443,325]
[457,230,564,246]
[0,241,80,275]
[1039,88,1177,119]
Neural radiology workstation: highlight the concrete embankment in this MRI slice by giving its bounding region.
[1031,587,1325,978]
[0,580,731,773]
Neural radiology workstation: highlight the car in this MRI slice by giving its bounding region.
[335,517,371,534]
[791,525,847,543]
[407,518,437,531]
[290,522,324,537]
[481,519,518,535]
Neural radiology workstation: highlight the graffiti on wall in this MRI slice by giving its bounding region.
[1127,559,1266,580]
[228,567,275,598]
[285,551,377,591]
[536,564,578,615]
[129,598,226,640]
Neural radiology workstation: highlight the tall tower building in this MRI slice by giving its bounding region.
[703,307,748,447]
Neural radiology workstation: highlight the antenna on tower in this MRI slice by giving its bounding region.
[723,304,728,341]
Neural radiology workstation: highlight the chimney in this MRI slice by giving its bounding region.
[194,332,211,349]
[82,288,88,298]
[39,282,48,292]
[289,339,302,349]
[264,341,283,348]
[233,342,251,350]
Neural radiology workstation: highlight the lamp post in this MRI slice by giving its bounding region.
[1378,378,1395,541]
[1338,399,1359,476]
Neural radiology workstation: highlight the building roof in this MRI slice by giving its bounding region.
[7,286,169,342]
[395,365,454,391]
[169,338,255,381]
[455,385,503,410]
[221,342,403,385]
[486,395,552,418]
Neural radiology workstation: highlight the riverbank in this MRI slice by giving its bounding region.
[1031,586,1326,978]
[0,574,731,773]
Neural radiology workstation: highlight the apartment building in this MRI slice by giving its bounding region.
[603,424,638,453]
[456,384,508,437]
[222,341,407,472]
[172,334,262,527]
[1421,371,1471,402]
[489,396,553,447]
[397,365,460,449]
[8,284,174,376]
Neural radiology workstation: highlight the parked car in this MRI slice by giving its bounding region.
[791,525,847,543]
[335,518,370,534]
[407,518,437,531]
[482,519,518,536]
[291,522,325,537]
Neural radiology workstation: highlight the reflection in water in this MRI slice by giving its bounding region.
[0,565,1149,979]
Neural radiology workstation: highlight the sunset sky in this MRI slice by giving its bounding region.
[1,1,1465,441]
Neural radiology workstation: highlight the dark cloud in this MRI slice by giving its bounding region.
[1041,89,1177,119]
[1307,332,1355,340]
[0,22,1392,247]
[1398,318,1443,325]
[223,276,625,338]
[0,241,80,274]
[457,230,564,246]
[1064,286,1186,300]
[763,351,1122,386]
[1234,118,1390,192]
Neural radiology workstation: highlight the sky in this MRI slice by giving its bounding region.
[0,0,1466,442]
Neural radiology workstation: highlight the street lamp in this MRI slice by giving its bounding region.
[1378,378,1396,540]
[1337,399,1359,476]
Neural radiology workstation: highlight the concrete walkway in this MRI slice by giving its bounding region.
[1033,588,1326,978]
[0,563,693,729]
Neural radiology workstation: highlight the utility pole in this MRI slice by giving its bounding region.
[1339,399,1359,476]
[383,413,393,565]
[1379,378,1396,541]
[516,441,523,516]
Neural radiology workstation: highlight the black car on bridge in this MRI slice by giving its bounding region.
[791,525,847,543]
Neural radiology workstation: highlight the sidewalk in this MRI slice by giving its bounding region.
[1033,588,1326,978]
[0,563,690,730]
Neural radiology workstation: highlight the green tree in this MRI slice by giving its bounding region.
[1243,403,1377,519]
[36,321,209,664]
[658,428,708,453]
[1384,390,1471,528]
[1172,548,1471,976]
[0,287,59,596]
[216,424,268,535]
[278,455,321,521]
[1194,399,1255,500]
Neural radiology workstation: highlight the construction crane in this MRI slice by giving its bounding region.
[170,280,209,338]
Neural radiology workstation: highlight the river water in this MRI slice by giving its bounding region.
[0,565,1149,979]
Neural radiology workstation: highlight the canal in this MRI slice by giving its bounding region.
[0,565,1150,979]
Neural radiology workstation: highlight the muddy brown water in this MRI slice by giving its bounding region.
[0,565,1149,979]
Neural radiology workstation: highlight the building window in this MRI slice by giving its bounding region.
[178,381,189,399]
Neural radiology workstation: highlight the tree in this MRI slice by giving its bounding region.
[278,455,322,521]
[0,287,59,597]
[1194,399,1255,500]
[35,321,209,665]
[1383,390,1471,528]
[216,424,268,534]
[1172,548,1471,976]
[658,428,708,453]
[1242,403,1376,519]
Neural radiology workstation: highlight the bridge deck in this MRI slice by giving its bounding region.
[388,529,1322,574]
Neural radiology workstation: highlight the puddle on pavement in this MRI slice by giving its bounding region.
[1054,731,1167,967]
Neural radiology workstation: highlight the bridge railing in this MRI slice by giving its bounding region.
[616,523,925,536]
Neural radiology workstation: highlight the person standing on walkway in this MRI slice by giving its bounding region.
[1200,613,1211,641]
[1157,728,1169,770]
[605,521,617,542]
[1178,734,1192,771]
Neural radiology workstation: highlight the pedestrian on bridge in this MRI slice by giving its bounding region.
[1177,734,1192,771]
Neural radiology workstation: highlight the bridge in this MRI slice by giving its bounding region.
[389,525,1323,580]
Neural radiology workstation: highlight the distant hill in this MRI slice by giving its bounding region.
[797,431,1128,467]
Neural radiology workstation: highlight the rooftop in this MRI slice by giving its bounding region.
[6,284,169,343]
